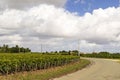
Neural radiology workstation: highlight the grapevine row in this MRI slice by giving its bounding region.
[0,54,80,75]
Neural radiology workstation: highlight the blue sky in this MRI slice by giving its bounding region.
[65,0,119,15]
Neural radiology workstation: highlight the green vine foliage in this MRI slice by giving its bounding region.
[0,54,80,75]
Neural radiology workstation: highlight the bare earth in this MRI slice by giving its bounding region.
[54,58,120,80]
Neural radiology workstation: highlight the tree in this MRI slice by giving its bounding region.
[0,44,31,53]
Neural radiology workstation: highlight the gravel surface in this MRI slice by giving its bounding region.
[54,58,120,80]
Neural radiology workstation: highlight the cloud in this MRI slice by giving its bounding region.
[74,0,85,4]
[0,4,120,52]
[0,4,79,51]
[0,0,67,9]
[79,7,120,44]
[79,40,102,52]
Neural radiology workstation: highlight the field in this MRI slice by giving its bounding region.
[0,53,91,80]
[0,59,90,80]
[0,53,80,75]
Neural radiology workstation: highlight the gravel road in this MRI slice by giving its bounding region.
[54,58,120,80]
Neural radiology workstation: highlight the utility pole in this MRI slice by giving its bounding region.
[78,40,80,56]
[41,44,43,53]
[19,45,20,53]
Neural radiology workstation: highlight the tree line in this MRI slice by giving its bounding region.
[81,52,120,59]
[43,50,79,56]
[0,44,31,53]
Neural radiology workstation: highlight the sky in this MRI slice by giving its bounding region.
[65,0,119,15]
[0,0,120,53]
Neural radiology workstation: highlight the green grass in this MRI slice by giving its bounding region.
[0,59,90,80]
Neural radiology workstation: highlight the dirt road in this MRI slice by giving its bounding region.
[54,58,120,80]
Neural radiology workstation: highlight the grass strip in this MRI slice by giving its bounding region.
[0,59,90,80]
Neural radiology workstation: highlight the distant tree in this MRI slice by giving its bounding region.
[99,52,110,55]
[5,45,9,52]
[0,44,31,53]
[68,50,71,55]
[59,50,69,55]
[71,50,78,56]
[54,51,58,53]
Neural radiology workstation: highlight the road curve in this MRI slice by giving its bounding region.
[54,58,120,80]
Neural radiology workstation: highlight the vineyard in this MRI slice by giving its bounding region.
[0,53,80,75]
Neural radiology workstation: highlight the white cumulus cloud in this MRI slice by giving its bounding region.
[0,4,120,52]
